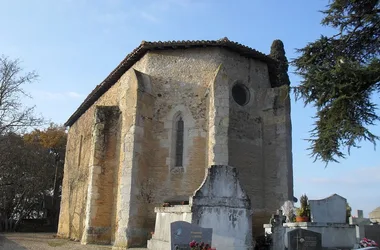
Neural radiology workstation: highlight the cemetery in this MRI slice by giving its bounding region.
[1,1,380,250]
[262,196,380,250]
[142,164,379,250]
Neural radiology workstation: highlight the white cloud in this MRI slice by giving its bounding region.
[33,91,84,101]
[297,166,380,185]
[95,12,129,24]
[67,92,84,99]
[140,11,160,23]
[137,0,204,23]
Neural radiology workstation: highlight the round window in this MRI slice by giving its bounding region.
[232,83,250,106]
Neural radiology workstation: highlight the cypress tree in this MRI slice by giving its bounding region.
[269,39,290,87]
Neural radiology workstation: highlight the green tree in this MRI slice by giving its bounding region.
[293,0,380,164]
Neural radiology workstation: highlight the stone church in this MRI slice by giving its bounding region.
[57,38,294,248]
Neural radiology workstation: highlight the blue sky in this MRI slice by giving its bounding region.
[1,0,379,217]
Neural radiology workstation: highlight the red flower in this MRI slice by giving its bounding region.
[189,240,196,247]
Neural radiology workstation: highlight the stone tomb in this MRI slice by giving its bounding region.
[147,165,253,250]
[309,194,347,223]
[171,221,212,250]
[287,228,322,250]
[264,194,357,249]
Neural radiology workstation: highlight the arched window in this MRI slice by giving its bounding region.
[175,116,184,167]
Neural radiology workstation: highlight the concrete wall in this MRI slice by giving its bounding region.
[58,46,293,247]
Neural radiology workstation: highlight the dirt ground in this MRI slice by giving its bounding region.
[0,233,147,250]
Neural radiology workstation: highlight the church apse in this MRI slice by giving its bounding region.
[59,39,294,247]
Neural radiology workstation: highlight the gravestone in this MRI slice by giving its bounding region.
[309,194,347,223]
[170,221,212,250]
[288,228,322,250]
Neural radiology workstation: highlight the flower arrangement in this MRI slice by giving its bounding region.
[189,240,216,250]
[360,238,378,248]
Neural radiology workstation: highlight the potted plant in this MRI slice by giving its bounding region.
[346,202,352,223]
[295,194,310,222]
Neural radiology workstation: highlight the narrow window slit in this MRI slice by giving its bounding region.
[175,117,184,167]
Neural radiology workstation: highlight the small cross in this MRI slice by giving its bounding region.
[295,234,304,249]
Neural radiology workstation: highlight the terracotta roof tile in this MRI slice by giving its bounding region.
[65,38,275,126]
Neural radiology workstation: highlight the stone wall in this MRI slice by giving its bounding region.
[58,57,146,243]
[134,48,221,245]
[217,48,293,235]
[81,106,121,244]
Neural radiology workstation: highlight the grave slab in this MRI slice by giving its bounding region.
[170,221,212,250]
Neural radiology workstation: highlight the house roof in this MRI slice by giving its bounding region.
[64,37,276,127]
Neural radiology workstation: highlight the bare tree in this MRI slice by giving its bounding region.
[0,55,43,135]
